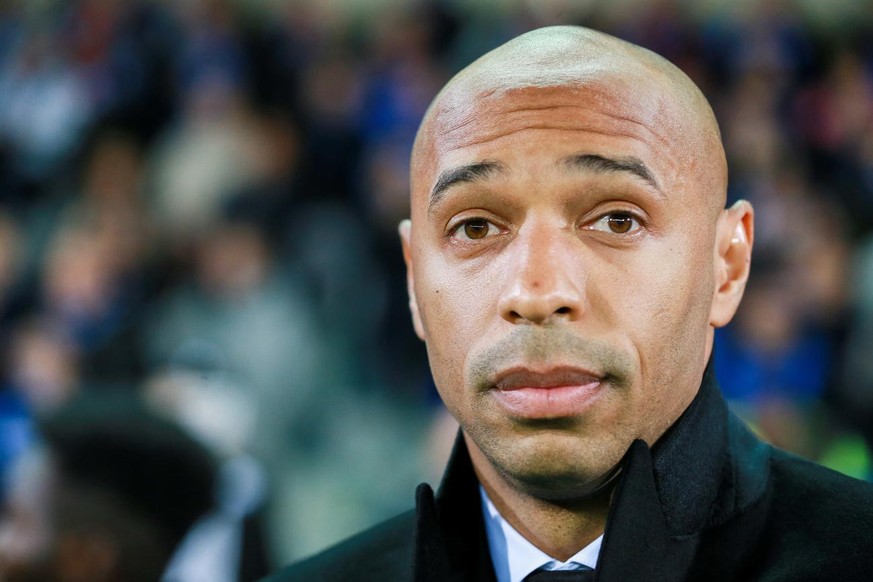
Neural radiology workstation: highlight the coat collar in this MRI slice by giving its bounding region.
[413,424,497,581]
[412,360,770,581]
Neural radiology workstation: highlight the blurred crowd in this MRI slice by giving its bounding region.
[0,0,872,578]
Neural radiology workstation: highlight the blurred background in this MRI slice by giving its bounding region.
[0,0,872,577]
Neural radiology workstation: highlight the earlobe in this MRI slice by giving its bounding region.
[399,220,426,340]
[709,200,754,328]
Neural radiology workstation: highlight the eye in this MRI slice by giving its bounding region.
[452,218,500,241]
[588,212,641,235]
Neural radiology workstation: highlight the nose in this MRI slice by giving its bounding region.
[498,224,584,325]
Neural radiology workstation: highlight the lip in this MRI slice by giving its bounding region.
[490,366,606,419]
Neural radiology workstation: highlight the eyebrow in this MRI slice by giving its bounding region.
[560,153,663,194]
[429,160,508,211]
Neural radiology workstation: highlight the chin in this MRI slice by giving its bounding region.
[485,430,625,499]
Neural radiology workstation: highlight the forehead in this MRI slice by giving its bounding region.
[413,75,688,204]
[437,70,672,143]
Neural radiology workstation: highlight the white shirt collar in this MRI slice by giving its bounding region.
[480,486,602,582]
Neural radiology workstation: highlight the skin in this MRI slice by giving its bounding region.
[400,26,754,560]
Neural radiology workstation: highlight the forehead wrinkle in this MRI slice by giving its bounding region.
[439,123,668,156]
[434,90,675,154]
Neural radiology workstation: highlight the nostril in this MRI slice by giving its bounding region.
[555,306,571,315]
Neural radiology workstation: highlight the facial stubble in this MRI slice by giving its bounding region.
[461,326,636,500]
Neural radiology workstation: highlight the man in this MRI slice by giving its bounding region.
[270,26,873,581]
[0,395,217,582]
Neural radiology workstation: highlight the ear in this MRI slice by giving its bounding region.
[709,200,754,328]
[399,219,425,340]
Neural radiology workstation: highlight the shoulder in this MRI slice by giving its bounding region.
[760,449,873,575]
[264,510,416,582]
[727,411,873,527]
[768,448,873,521]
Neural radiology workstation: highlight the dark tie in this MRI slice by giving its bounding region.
[523,567,595,581]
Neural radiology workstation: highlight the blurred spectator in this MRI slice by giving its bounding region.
[147,366,271,581]
[0,394,216,582]
[143,203,326,455]
[296,49,365,204]
[715,257,835,457]
[6,317,79,414]
[0,22,92,196]
[147,95,263,245]
[142,204,329,558]
[715,170,854,460]
[283,201,388,386]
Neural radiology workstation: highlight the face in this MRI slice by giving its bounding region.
[403,74,742,499]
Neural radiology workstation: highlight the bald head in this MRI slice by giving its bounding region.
[411,26,726,216]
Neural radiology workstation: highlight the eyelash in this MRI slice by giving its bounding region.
[448,210,645,242]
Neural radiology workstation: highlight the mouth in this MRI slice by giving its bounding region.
[489,366,607,419]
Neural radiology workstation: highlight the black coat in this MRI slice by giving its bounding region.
[267,366,873,581]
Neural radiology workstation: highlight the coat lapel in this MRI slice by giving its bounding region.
[597,359,768,581]
[413,432,497,582]
[596,439,700,582]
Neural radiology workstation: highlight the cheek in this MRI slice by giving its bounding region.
[632,232,714,328]
[591,234,709,365]
[625,238,715,418]
[416,246,501,335]
[415,253,498,404]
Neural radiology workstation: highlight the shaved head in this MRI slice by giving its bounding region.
[400,25,753,551]
[411,26,727,217]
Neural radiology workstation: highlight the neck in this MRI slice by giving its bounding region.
[466,434,612,561]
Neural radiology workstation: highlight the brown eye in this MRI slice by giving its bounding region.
[587,212,641,235]
[463,219,491,239]
[606,214,634,234]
